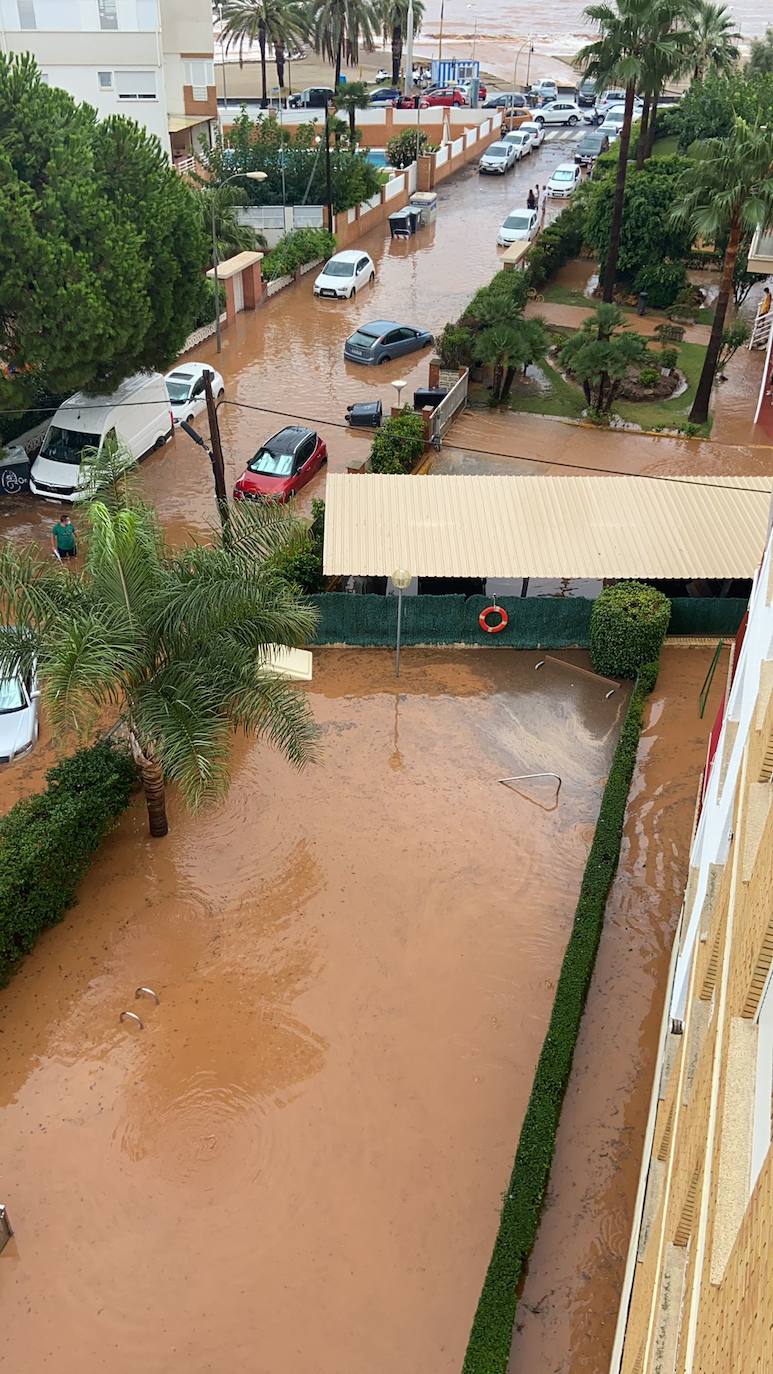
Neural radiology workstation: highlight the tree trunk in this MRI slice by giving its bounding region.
[130,736,169,838]
[349,104,356,138]
[259,27,268,105]
[501,364,518,400]
[392,22,402,86]
[636,94,651,170]
[275,43,285,91]
[334,36,343,88]
[645,89,660,160]
[689,213,741,425]
[601,82,636,303]
[492,363,504,401]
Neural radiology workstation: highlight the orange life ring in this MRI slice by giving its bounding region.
[479,605,509,635]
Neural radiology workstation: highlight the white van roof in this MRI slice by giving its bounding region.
[53,372,164,435]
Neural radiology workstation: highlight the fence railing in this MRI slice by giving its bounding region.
[431,369,469,443]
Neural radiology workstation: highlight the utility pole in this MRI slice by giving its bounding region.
[323,96,334,233]
[203,369,230,537]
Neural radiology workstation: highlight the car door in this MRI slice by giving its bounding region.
[290,434,315,493]
[356,256,370,290]
[190,374,206,417]
[391,327,416,357]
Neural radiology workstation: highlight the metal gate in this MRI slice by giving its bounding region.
[430,368,469,446]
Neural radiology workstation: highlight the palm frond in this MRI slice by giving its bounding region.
[40,610,144,734]
[132,670,232,809]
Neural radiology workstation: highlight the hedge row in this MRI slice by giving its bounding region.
[526,189,590,289]
[462,659,660,1374]
[261,227,336,282]
[0,741,137,984]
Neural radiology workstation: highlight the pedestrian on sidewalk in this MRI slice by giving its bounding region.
[527,186,536,210]
[51,509,77,563]
[760,286,772,317]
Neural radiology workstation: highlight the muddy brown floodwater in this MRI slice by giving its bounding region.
[508,644,726,1374]
[0,648,626,1374]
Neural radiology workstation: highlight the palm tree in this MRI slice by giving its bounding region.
[334,79,370,140]
[559,303,648,413]
[476,318,550,403]
[311,0,378,90]
[689,0,740,79]
[220,0,309,104]
[578,0,690,301]
[381,0,425,86]
[0,483,318,838]
[635,0,687,168]
[191,180,266,259]
[671,117,773,424]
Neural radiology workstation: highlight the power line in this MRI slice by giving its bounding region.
[3,395,772,496]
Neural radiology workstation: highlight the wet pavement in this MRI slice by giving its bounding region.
[0,146,573,552]
[507,644,726,1374]
[0,648,626,1374]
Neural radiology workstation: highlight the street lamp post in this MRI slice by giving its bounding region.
[466,5,478,62]
[322,96,334,233]
[404,0,415,99]
[391,568,412,677]
[392,378,407,411]
[211,170,267,354]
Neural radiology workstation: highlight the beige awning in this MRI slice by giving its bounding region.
[168,114,211,134]
[323,474,772,580]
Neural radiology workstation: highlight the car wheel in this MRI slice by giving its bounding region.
[187,413,194,423]
[369,271,375,283]
[350,285,356,298]
[218,388,225,398]
[535,116,544,127]
[379,354,391,364]
[568,115,578,126]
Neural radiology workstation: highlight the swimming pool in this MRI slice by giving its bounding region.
[365,149,388,167]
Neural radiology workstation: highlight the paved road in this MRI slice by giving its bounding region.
[0,136,580,551]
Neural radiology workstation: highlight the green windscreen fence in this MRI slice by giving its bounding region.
[307,594,748,647]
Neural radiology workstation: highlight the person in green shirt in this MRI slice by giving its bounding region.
[51,510,77,561]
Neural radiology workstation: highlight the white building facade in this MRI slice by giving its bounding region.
[0,0,216,166]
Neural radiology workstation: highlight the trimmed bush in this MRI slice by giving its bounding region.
[386,127,436,168]
[633,260,688,310]
[272,499,325,594]
[590,581,671,678]
[0,741,137,984]
[462,660,659,1374]
[369,409,425,474]
[261,227,336,282]
[526,190,589,289]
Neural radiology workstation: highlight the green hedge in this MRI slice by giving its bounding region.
[369,409,426,475]
[462,659,659,1374]
[526,190,589,290]
[308,593,747,647]
[261,227,336,282]
[590,582,671,678]
[0,741,137,984]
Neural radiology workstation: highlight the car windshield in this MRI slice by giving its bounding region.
[40,425,102,465]
[248,448,294,477]
[582,136,603,149]
[0,677,25,714]
[323,260,355,277]
[504,214,531,229]
[553,170,573,181]
[166,375,193,403]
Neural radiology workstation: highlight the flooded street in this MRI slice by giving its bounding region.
[508,644,726,1374]
[1,144,577,553]
[1,649,626,1374]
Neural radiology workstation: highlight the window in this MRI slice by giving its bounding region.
[184,60,214,102]
[115,71,157,101]
[98,0,118,29]
[98,71,113,91]
[17,0,36,29]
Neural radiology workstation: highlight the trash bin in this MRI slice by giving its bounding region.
[409,191,438,225]
[637,290,648,316]
[389,208,417,237]
[345,400,383,428]
[0,444,31,498]
[413,387,447,411]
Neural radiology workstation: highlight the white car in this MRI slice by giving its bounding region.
[594,88,626,119]
[497,207,539,245]
[519,119,545,147]
[546,162,582,196]
[479,141,518,174]
[503,129,533,159]
[0,665,39,764]
[530,79,558,102]
[532,100,583,128]
[165,363,225,425]
[313,249,375,299]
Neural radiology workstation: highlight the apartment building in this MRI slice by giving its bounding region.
[611,523,773,1374]
[0,0,216,166]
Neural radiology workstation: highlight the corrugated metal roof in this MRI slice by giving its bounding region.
[323,474,773,579]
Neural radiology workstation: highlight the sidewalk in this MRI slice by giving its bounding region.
[524,299,713,346]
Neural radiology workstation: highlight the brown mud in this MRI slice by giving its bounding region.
[1,648,626,1374]
[508,643,727,1374]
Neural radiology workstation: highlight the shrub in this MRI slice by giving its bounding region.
[462,661,659,1374]
[271,499,326,594]
[192,278,226,330]
[526,190,589,289]
[659,345,679,371]
[585,158,692,287]
[589,582,670,678]
[369,408,425,474]
[654,104,683,141]
[261,228,336,282]
[633,259,688,309]
[638,365,662,387]
[385,127,437,168]
[0,741,137,984]
[437,322,477,369]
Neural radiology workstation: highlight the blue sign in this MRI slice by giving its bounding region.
[430,58,480,86]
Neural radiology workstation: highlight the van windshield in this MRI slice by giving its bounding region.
[40,425,101,465]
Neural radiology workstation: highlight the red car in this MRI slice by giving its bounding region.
[233,426,327,503]
[419,86,469,108]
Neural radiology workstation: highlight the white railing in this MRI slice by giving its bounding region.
[451,136,464,156]
[174,155,196,175]
[435,145,449,167]
[430,369,469,443]
[180,312,228,353]
[384,174,406,201]
[265,273,294,297]
[748,305,772,350]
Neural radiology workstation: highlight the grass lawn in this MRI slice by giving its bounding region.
[651,135,679,157]
[542,282,592,308]
[490,339,711,435]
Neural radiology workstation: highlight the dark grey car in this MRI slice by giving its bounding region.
[344,320,434,365]
[575,131,610,165]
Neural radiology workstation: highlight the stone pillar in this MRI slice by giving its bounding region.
[417,153,436,191]
[224,276,237,326]
[242,258,264,309]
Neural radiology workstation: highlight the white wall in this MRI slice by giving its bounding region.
[0,0,158,29]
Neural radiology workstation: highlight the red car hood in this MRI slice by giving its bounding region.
[235,470,290,497]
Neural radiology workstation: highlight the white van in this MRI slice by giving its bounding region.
[30,372,172,502]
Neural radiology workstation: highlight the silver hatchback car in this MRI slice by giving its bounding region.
[343,320,434,365]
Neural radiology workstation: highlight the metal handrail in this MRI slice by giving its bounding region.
[135,986,160,1004]
[119,1011,143,1030]
[499,771,562,797]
